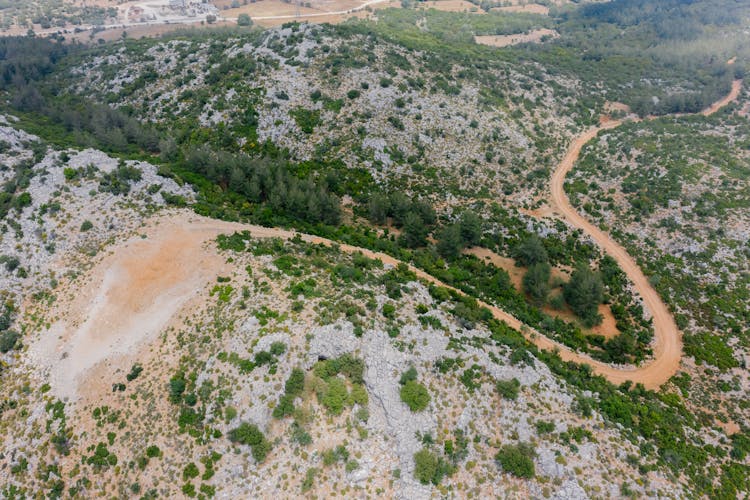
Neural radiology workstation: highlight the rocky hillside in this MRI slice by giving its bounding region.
[0,131,679,496]
[1,1,750,497]
[68,23,582,207]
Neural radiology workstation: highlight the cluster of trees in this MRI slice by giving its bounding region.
[435,211,483,259]
[513,235,605,328]
[629,78,734,116]
[366,193,484,256]
[1,37,160,155]
[554,0,744,116]
[563,265,604,328]
[412,427,469,485]
[366,192,436,247]
[413,447,454,485]
[1,37,345,228]
[228,422,272,462]
[184,146,341,226]
[0,37,69,90]
[311,354,368,415]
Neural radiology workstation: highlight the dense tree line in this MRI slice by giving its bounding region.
[366,192,436,247]
[553,0,742,116]
[0,36,343,228]
[0,37,70,90]
[184,146,341,226]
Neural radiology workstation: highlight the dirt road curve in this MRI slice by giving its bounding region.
[546,78,742,388]
[41,80,741,399]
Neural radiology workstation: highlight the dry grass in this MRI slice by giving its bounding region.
[491,3,549,15]
[418,0,483,13]
[223,0,325,19]
[475,28,558,48]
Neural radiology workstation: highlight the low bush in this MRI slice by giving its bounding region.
[495,443,535,478]
[228,422,271,462]
[413,447,453,485]
[496,378,521,400]
[400,380,430,412]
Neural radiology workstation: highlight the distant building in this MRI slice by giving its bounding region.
[169,0,186,9]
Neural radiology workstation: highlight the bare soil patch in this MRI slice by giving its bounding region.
[475,28,558,48]
[223,0,324,19]
[221,0,394,25]
[491,3,549,14]
[419,0,483,13]
[31,214,234,401]
[465,247,621,339]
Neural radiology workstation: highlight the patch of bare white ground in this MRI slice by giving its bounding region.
[29,215,234,401]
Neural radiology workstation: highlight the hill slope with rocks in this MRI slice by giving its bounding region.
[1,1,750,497]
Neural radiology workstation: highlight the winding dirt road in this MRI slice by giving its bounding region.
[545,78,742,387]
[40,80,742,399]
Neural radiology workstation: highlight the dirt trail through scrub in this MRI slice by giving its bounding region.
[545,78,742,388]
[34,80,742,399]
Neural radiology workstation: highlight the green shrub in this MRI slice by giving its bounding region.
[273,394,296,419]
[320,377,348,415]
[182,463,199,480]
[399,366,417,386]
[63,167,78,181]
[86,442,117,470]
[126,364,143,382]
[495,443,535,478]
[413,448,453,485]
[382,303,396,319]
[322,445,349,466]
[291,423,312,446]
[145,445,161,458]
[269,341,287,356]
[535,421,555,434]
[459,364,483,392]
[400,380,430,412]
[313,354,364,384]
[80,220,93,232]
[237,13,252,26]
[182,483,196,497]
[284,368,305,396]
[290,107,321,134]
[228,422,271,462]
[496,378,521,400]
[350,383,368,406]
[301,468,317,492]
[168,374,186,403]
[0,330,20,353]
